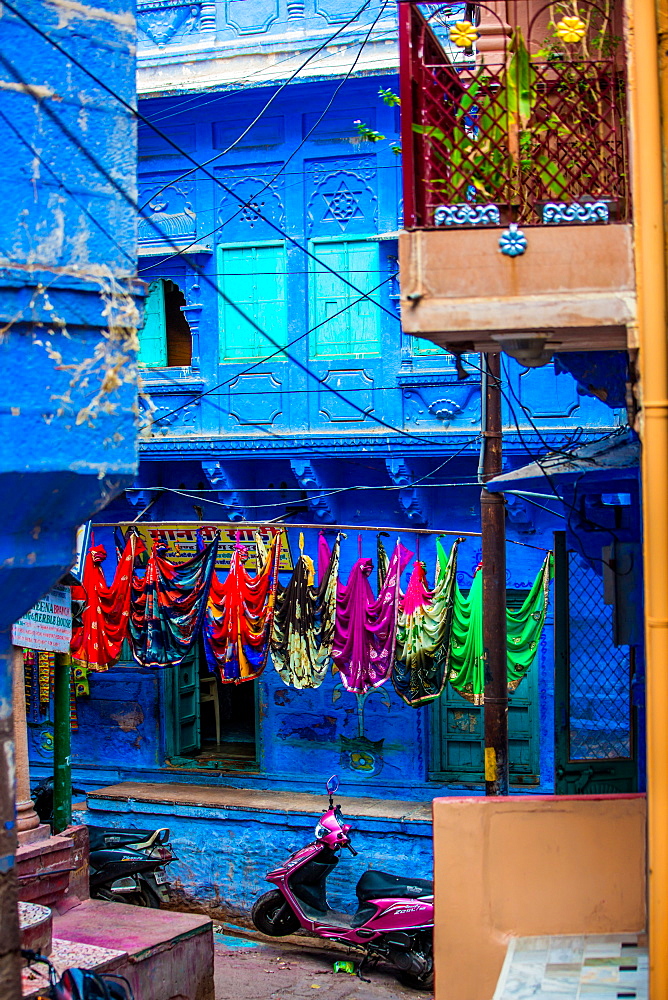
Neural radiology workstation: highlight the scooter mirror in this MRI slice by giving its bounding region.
[326,775,340,795]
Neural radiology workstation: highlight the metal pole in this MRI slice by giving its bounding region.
[53,653,71,835]
[629,0,668,987]
[481,353,509,796]
[0,643,20,998]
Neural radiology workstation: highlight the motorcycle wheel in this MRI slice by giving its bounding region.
[251,890,300,936]
[395,940,434,992]
[397,968,434,992]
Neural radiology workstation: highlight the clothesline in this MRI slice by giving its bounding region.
[94,521,551,552]
[68,531,553,706]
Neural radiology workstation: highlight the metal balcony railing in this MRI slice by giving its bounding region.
[399,0,629,228]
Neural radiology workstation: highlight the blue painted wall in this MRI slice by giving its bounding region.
[0,1,141,633]
[19,3,640,918]
[79,787,434,920]
[24,67,625,807]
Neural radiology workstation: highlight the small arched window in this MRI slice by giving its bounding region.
[138,278,192,367]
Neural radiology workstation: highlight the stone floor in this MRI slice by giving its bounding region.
[83,782,432,823]
[492,935,648,1000]
[213,927,423,1000]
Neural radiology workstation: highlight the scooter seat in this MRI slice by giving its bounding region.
[355,869,433,902]
[87,826,161,852]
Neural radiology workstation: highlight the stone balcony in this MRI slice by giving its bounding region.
[398,224,636,356]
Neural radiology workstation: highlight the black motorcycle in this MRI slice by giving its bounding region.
[88,825,175,907]
[31,778,176,908]
[22,949,133,999]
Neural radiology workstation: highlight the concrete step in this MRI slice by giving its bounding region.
[49,898,215,1000]
[18,901,52,957]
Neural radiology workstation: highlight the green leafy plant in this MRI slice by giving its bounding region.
[353,87,402,154]
[379,87,401,106]
[354,120,386,142]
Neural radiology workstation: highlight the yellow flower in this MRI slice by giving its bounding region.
[554,16,587,43]
[449,20,479,48]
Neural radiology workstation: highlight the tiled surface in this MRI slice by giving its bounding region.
[493,935,648,1000]
[22,938,125,997]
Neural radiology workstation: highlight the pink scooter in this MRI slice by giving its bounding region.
[251,776,434,990]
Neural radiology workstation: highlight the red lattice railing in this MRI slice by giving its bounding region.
[399,0,629,227]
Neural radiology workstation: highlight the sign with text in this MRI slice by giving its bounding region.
[128,524,294,572]
[12,585,72,653]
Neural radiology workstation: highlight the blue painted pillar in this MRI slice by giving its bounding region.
[0,1,142,992]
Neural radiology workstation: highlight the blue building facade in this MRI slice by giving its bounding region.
[0,0,141,985]
[26,0,641,919]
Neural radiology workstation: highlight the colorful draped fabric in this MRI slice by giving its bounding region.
[130,537,219,668]
[272,534,340,689]
[204,533,281,683]
[70,535,140,671]
[332,541,413,694]
[448,549,554,704]
[393,539,460,707]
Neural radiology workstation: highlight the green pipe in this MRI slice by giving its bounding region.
[53,653,71,834]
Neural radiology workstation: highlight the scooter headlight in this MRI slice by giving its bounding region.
[314,822,328,840]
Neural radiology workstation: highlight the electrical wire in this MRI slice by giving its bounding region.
[472,354,632,566]
[138,0,379,210]
[143,19,399,126]
[144,272,394,426]
[141,0,392,271]
[0,48,450,451]
[1,0,401,327]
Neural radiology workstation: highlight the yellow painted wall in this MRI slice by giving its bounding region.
[433,794,647,1000]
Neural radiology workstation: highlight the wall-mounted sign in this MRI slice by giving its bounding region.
[12,585,72,653]
[72,521,92,580]
[127,524,294,572]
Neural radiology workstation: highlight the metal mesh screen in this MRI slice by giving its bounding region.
[568,553,631,760]
[401,0,629,227]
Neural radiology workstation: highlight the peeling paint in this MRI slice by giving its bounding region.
[49,0,136,31]
[110,706,144,732]
[0,81,56,100]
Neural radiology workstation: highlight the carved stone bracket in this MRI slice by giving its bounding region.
[385,459,427,527]
[125,488,155,511]
[290,460,334,523]
[505,494,536,534]
[201,461,246,522]
[137,0,202,46]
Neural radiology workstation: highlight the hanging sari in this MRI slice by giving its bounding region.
[204,532,281,683]
[70,534,142,671]
[130,537,219,667]
[332,540,413,694]
[448,549,554,703]
[393,539,460,707]
[272,534,340,689]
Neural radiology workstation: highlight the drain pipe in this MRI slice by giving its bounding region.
[628,0,668,991]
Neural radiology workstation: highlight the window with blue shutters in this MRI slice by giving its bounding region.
[218,243,288,361]
[309,240,381,357]
[138,278,192,367]
[138,279,168,367]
